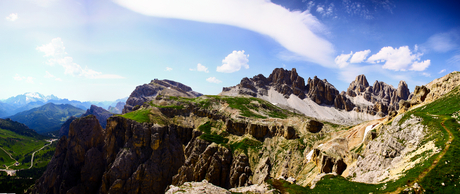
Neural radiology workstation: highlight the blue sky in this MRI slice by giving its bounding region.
[1,0,459,101]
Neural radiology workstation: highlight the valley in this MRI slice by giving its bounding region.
[12,69,457,194]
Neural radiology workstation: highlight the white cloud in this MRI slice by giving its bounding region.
[409,60,430,71]
[439,69,446,74]
[37,38,124,79]
[422,72,431,77]
[6,13,18,21]
[14,74,34,84]
[217,50,249,73]
[114,0,335,67]
[190,63,209,73]
[350,49,371,63]
[334,52,352,68]
[165,67,173,71]
[36,38,67,58]
[425,30,459,53]
[13,74,23,81]
[367,46,428,71]
[316,6,324,13]
[206,77,222,84]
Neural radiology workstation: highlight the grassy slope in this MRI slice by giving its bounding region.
[0,128,47,168]
[269,86,460,193]
[0,141,57,194]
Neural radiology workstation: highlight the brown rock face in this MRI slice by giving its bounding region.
[229,154,252,187]
[306,76,339,105]
[123,79,202,113]
[172,138,233,189]
[32,115,194,194]
[410,85,431,105]
[32,115,106,194]
[306,120,324,133]
[268,68,306,98]
[311,138,349,175]
[225,119,297,140]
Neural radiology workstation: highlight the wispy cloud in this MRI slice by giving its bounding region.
[206,77,222,84]
[422,72,431,77]
[165,67,173,71]
[14,74,34,84]
[424,30,459,53]
[36,38,124,79]
[5,13,18,21]
[114,0,335,67]
[217,50,249,73]
[448,54,460,66]
[439,69,446,74]
[44,71,62,81]
[189,63,209,73]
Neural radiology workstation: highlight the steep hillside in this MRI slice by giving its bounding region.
[8,103,85,134]
[0,118,57,194]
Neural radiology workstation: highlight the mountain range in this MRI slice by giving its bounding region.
[10,69,459,194]
[0,93,127,118]
[8,103,86,134]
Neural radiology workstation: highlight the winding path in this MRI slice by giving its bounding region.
[28,139,56,169]
[0,147,18,169]
[0,139,57,175]
[388,117,453,193]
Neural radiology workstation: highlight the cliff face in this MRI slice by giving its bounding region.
[123,79,202,114]
[33,115,106,194]
[58,116,77,137]
[32,115,192,194]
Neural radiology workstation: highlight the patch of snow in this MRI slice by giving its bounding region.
[306,149,314,162]
[361,124,376,144]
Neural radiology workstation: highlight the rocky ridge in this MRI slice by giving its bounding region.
[221,68,410,119]
[123,79,202,114]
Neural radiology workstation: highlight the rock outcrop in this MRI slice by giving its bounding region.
[58,116,77,137]
[81,105,112,129]
[123,79,202,114]
[425,71,460,103]
[311,138,349,175]
[33,115,106,194]
[172,138,233,189]
[306,120,324,133]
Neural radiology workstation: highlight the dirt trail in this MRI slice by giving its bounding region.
[388,118,453,194]
[0,147,18,169]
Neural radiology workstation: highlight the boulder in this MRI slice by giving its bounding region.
[306,120,324,133]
